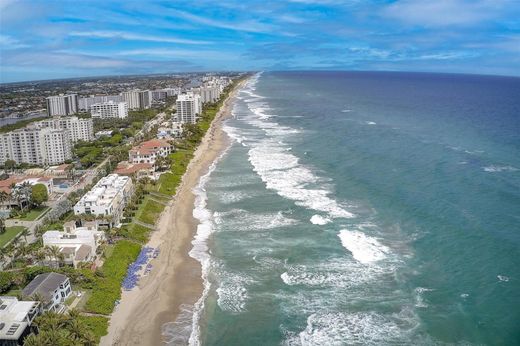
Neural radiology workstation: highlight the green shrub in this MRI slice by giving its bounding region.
[84,240,141,314]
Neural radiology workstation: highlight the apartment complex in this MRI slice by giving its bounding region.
[0,296,41,345]
[121,90,152,110]
[73,174,133,227]
[176,92,202,124]
[129,138,172,165]
[79,94,122,110]
[194,84,221,104]
[0,127,72,165]
[36,116,94,142]
[43,220,105,268]
[90,101,128,119]
[46,94,78,116]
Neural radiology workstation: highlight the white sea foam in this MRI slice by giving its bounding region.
[294,310,420,346]
[338,229,390,264]
[162,304,193,345]
[280,259,383,288]
[497,275,510,282]
[414,287,433,308]
[166,146,230,346]
[310,214,331,225]
[215,270,253,313]
[366,121,377,125]
[483,165,519,173]
[213,209,298,230]
[341,109,352,112]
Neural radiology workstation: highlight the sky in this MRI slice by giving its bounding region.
[1,0,519,83]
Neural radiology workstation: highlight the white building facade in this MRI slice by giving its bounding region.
[36,116,94,142]
[176,92,202,124]
[90,101,128,119]
[46,94,78,116]
[121,90,151,110]
[73,174,133,227]
[43,221,105,268]
[0,296,40,345]
[0,127,72,165]
[79,95,122,111]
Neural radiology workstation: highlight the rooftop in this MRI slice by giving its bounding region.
[22,272,69,302]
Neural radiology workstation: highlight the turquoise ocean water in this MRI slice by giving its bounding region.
[176,72,520,345]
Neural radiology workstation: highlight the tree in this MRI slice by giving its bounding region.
[31,183,48,207]
[4,159,16,172]
[0,218,5,235]
[45,245,62,269]
[0,190,9,206]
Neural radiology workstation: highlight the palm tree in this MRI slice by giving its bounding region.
[0,217,5,235]
[45,245,62,269]
[20,227,30,243]
[0,190,9,208]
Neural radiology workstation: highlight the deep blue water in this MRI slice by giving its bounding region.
[186,71,520,345]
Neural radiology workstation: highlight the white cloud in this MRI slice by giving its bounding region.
[383,0,509,27]
[0,34,29,49]
[69,30,212,45]
[169,9,276,33]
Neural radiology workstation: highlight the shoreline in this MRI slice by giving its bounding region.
[101,80,245,346]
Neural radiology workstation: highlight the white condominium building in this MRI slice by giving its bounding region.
[121,90,152,110]
[90,101,128,119]
[0,127,72,165]
[73,174,133,227]
[36,116,94,142]
[176,92,202,124]
[195,84,221,104]
[46,94,78,116]
[79,95,122,111]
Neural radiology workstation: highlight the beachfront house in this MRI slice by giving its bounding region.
[42,220,105,268]
[22,273,72,312]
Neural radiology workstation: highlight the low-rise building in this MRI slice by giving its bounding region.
[129,139,172,165]
[73,174,133,227]
[0,296,41,346]
[42,220,105,268]
[114,162,155,180]
[21,273,71,312]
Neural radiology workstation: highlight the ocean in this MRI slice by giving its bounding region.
[190,71,520,345]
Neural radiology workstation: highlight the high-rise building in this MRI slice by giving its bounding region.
[36,116,94,142]
[176,92,202,124]
[46,94,79,116]
[0,127,72,165]
[121,90,151,110]
[79,95,122,110]
[90,101,128,119]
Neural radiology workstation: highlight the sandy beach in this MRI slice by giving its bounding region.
[101,80,245,346]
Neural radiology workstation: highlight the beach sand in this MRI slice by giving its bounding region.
[101,80,245,346]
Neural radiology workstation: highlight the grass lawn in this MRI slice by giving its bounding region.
[18,206,49,221]
[135,197,164,225]
[0,226,26,247]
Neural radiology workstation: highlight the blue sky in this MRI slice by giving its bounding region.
[1,0,519,82]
